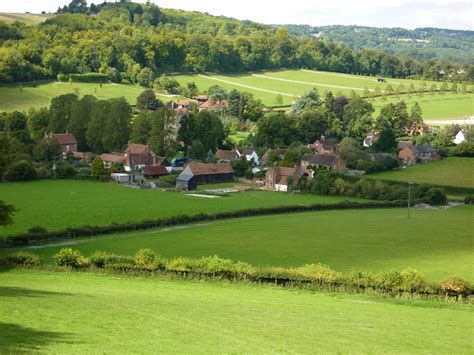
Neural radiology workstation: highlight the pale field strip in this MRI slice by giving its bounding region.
[252,73,368,91]
[198,74,298,97]
[301,69,420,87]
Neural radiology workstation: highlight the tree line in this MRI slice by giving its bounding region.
[0,1,473,84]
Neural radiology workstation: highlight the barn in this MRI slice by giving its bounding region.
[176,163,234,190]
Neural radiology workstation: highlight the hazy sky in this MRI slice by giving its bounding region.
[1,0,472,30]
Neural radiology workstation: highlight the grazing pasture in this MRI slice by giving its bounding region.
[0,270,471,353]
[0,179,364,237]
[23,206,474,282]
[369,157,474,188]
[0,12,51,25]
[172,69,474,120]
[0,82,176,112]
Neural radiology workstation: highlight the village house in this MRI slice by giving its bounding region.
[198,99,228,112]
[176,162,234,190]
[261,148,288,164]
[99,152,125,168]
[194,95,208,104]
[300,154,346,174]
[215,149,239,162]
[215,148,259,164]
[72,151,93,162]
[264,166,303,192]
[399,144,440,166]
[308,137,340,154]
[454,130,466,145]
[45,132,78,156]
[123,142,158,172]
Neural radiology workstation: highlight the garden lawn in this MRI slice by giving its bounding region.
[0,179,364,237]
[23,206,474,282]
[0,270,472,353]
[0,82,174,112]
[369,157,474,188]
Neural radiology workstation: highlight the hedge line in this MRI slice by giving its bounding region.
[1,200,412,246]
[3,249,471,301]
[57,73,109,83]
[361,176,474,196]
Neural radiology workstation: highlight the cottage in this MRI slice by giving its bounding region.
[142,165,169,178]
[236,148,259,165]
[301,154,346,174]
[264,166,302,192]
[198,99,228,112]
[176,163,234,190]
[261,148,288,164]
[72,151,93,162]
[215,149,239,162]
[399,144,440,165]
[308,137,340,154]
[100,153,125,168]
[363,131,379,147]
[45,132,78,156]
[123,142,158,172]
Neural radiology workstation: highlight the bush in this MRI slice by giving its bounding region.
[157,174,177,188]
[296,263,339,283]
[134,249,165,270]
[464,195,474,204]
[56,163,76,178]
[1,251,41,267]
[57,73,109,83]
[53,248,88,268]
[440,277,471,297]
[3,160,37,182]
[424,188,447,205]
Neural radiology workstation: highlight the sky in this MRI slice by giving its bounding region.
[0,0,472,30]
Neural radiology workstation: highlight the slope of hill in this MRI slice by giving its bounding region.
[0,12,52,25]
[280,24,474,65]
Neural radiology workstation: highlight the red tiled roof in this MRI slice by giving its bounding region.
[199,99,228,110]
[215,149,239,161]
[188,162,234,175]
[142,165,168,176]
[100,153,125,164]
[52,133,77,145]
[127,143,151,154]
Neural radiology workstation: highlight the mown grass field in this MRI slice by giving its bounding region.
[0,12,52,25]
[172,69,474,119]
[23,206,474,282]
[0,82,176,112]
[370,157,474,188]
[0,270,472,353]
[0,179,364,237]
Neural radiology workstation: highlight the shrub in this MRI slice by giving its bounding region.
[134,249,165,270]
[56,163,76,178]
[464,195,474,204]
[3,160,37,182]
[89,251,113,268]
[53,248,88,268]
[424,188,447,205]
[1,251,41,267]
[375,270,403,293]
[296,263,339,283]
[400,268,426,293]
[440,277,471,297]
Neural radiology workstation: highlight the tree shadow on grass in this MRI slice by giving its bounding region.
[0,286,73,298]
[0,322,75,353]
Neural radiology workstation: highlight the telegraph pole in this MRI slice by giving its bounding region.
[407,182,412,218]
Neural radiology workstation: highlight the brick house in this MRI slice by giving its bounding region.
[308,137,340,154]
[45,132,78,156]
[300,154,346,174]
[99,153,125,168]
[123,142,158,172]
[264,166,303,192]
[399,144,440,166]
[176,163,234,190]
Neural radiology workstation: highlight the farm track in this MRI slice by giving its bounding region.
[253,73,368,91]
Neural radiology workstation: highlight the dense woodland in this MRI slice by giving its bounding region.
[281,25,474,65]
[0,0,473,84]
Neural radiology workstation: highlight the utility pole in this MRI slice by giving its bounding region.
[407,182,412,218]
[53,155,57,180]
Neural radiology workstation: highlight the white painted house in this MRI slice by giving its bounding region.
[454,130,466,145]
[236,148,260,165]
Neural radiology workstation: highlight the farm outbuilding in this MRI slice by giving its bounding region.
[176,163,234,190]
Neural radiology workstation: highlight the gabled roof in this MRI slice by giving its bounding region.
[177,163,234,181]
[238,148,257,155]
[50,133,77,145]
[266,166,301,185]
[302,153,339,166]
[127,143,151,155]
[199,99,228,110]
[100,153,125,164]
[142,165,168,176]
[215,149,239,161]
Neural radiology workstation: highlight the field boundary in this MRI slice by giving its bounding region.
[1,201,410,246]
[253,73,368,91]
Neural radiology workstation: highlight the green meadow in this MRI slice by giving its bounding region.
[22,206,474,282]
[172,69,474,119]
[0,179,364,237]
[0,270,472,353]
[0,82,175,112]
[0,12,51,25]
[369,157,474,188]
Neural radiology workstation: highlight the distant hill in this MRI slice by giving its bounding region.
[278,25,474,65]
[0,12,53,25]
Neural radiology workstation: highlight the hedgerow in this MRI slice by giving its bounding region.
[2,201,410,246]
[4,248,465,302]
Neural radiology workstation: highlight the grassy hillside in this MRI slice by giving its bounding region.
[0,13,52,25]
[172,70,474,120]
[0,180,364,237]
[1,270,472,353]
[0,82,176,112]
[22,206,474,281]
[369,158,474,188]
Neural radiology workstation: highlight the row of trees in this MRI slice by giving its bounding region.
[1,1,472,83]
